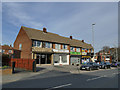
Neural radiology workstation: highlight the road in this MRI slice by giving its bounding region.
[2,68,119,89]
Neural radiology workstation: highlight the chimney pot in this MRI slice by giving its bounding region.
[82,40,84,42]
[70,36,72,40]
[43,27,47,33]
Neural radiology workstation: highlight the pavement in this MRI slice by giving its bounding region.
[2,65,120,88]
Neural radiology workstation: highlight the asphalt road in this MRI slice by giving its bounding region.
[2,68,119,89]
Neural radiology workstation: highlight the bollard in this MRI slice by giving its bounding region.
[33,61,36,72]
[12,61,15,73]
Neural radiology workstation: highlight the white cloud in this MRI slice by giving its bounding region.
[3,3,43,29]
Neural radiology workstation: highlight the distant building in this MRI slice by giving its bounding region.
[95,47,118,63]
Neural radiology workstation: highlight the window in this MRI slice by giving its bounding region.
[37,41,42,47]
[33,40,42,47]
[2,50,5,53]
[45,42,52,48]
[19,44,22,50]
[76,48,80,52]
[62,45,67,50]
[33,41,37,47]
[9,50,12,53]
[70,47,75,52]
[55,44,61,49]
[62,55,67,63]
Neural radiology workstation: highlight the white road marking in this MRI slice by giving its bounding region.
[86,72,119,82]
[86,76,103,81]
[45,83,72,90]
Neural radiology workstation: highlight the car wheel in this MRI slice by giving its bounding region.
[97,67,99,70]
[89,68,91,71]
[109,66,111,69]
[80,67,82,70]
[104,66,107,69]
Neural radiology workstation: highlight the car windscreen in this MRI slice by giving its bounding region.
[106,62,110,64]
[87,63,93,65]
[100,62,105,64]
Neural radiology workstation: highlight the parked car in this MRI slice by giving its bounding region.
[111,62,120,67]
[80,62,100,71]
[99,62,111,69]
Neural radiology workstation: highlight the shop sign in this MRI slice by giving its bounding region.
[53,49,69,53]
[82,52,87,55]
[70,52,81,55]
[82,56,91,58]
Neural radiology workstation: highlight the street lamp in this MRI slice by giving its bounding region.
[92,23,95,51]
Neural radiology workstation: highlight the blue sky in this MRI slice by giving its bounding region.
[2,2,118,52]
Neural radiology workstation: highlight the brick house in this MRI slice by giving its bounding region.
[0,45,21,58]
[14,26,93,65]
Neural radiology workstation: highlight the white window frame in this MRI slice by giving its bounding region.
[19,44,22,50]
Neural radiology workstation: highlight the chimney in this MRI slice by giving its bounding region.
[70,36,72,40]
[43,27,47,33]
[82,40,84,43]
[10,45,12,47]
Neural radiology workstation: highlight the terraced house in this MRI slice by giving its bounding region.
[14,26,93,65]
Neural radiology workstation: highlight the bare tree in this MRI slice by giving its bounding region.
[102,46,110,53]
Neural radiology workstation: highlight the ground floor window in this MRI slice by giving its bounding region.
[35,53,51,64]
[53,54,68,65]
[70,57,80,65]
[81,58,90,64]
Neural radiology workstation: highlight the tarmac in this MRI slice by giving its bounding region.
[2,65,117,84]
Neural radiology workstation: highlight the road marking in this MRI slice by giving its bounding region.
[45,83,72,90]
[86,75,107,82]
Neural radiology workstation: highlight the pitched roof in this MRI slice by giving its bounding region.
[22,26,93,49]
[1,45,14,50]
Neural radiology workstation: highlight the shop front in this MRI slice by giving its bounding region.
[70,52,81,65]
[32,47,53,65]
[53,49,69,65]
[81,56,91,64]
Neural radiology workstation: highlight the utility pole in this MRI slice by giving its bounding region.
[92,23,95,51]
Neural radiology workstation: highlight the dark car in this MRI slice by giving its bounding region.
[80,62,100,71]
[111,62,120,67]
[99,62,111,69]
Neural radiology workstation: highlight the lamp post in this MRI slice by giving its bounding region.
[92,23,95,50]
[91,23,95,62]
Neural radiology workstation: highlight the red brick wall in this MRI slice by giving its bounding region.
[10,58,35,71]
[14,27,32,59]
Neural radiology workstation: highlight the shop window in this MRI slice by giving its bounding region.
[62,55,67,63]
[19,44,22,50]
[62,45,67,50]
[54,54,60,63]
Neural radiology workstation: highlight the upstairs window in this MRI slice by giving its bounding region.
[19,44,22,50]
[45,42,52,48]
[55,44,61,49]
[33,40,42,47]
[76,48,80,52]
[62,45,67,50]
[70,47,75,52]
